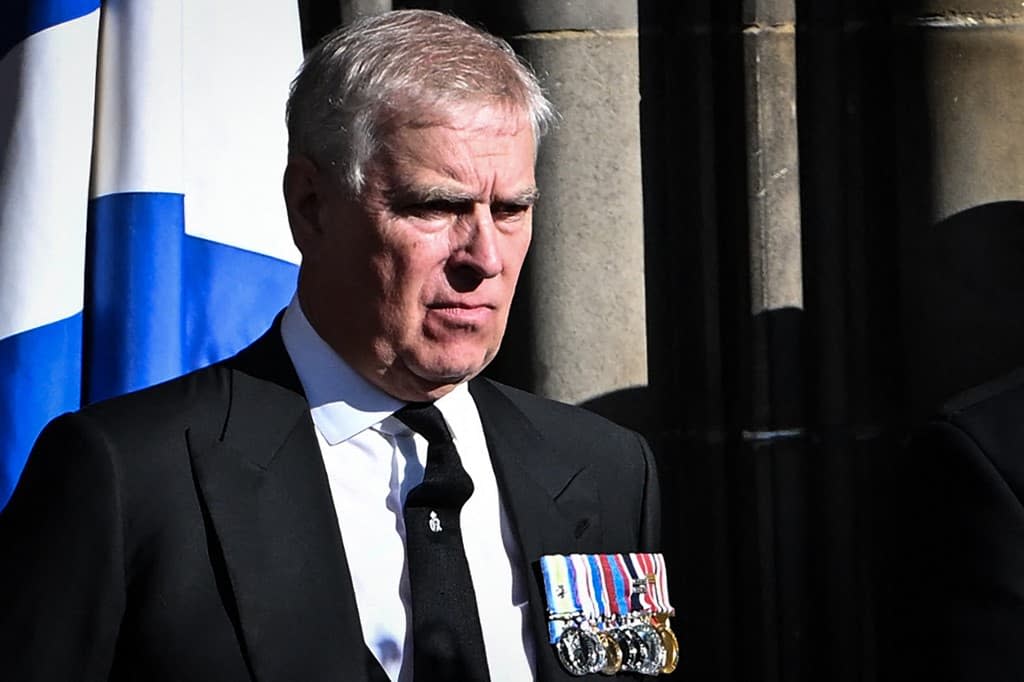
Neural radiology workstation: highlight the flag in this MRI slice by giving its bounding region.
[0,0,303,508]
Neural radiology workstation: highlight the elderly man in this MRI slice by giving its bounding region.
[0,10,661,682]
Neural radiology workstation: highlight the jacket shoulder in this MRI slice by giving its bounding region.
[925,367,1024,483]
[76,363,233,440]
[940,366,1024,418]
[481,378,644,442]
[475,378,653,484]
[936,366,1024,436]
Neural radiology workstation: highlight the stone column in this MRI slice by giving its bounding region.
[738,3,807,682]
[744,1,803,323]
[518,13,647,407]
[441,2,648,410]
[894,0,1024,417]
[340,0,391,24]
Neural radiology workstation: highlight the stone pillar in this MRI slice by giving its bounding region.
[894,0,1024,418]
[744,1,803,322]
[340,0,391,24]
[741,1,804,433]
[518,10,648,407]
[441,2,648,410]
[739,3,807,682]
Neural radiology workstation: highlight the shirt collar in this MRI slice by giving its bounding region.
[279,296,478,446]
[280,296,403,445]
[433,382,476,443]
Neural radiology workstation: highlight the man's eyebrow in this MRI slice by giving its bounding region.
[503,187,540,206]
[387,185,540,206]
[387,185,476,205]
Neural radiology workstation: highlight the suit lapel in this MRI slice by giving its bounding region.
[469,379,601,682]
[189,325,369,682]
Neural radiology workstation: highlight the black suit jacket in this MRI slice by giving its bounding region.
[0,323,661,681]
[885,367,1024,682]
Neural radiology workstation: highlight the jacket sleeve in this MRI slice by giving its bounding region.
[0,412,126,681]
[885,419,1024,682]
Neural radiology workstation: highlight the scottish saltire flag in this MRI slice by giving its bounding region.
[0,0,303,508]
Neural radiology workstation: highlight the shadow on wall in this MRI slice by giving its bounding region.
[579,386,659,435]
[903,200,1024,419]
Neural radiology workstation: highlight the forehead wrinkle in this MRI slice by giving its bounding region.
[380,137,537,206]
[434,157,538,203]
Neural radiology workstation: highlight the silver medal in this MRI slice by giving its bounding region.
[631,622,667,675]
[612,625,646,673]
[555,626,606,676]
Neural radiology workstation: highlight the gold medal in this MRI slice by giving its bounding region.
[596,631,622,675]
[655,617,679,674]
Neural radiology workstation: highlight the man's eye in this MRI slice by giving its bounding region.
[401,201,464,219]
[406,202,447,218]
[492,204,530,222]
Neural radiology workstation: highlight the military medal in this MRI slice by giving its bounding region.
[541,555,606,676]
[602,555,651,673]
[556,626,606,676]
[620,553,669,674]
[655,614,679,674]
[630,621,667,675]
[595,630,622,675]
[584,554,623,674]
[540,552,678,677]
[642,553,679,674]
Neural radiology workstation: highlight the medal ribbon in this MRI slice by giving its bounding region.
[599,554,630,619]
[618,553,646,614]
[655,553,674,615]
[566,555,584,615]
[631,553,658,614]
[540,555,581,642]
[584,554,612,625]
[633,552,658,614]
[541,552,675,643]
[573,554,598,622]
[634,552,674,616]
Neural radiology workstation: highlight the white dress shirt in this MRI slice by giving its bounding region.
[279,298,535,682]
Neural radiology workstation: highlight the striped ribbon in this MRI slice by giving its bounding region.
[540,552,675,641]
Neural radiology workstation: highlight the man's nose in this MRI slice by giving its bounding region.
[451,204,502,279]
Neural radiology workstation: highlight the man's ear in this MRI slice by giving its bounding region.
[283,156,325,255]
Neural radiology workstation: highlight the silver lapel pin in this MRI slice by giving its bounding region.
[428,510,442,533]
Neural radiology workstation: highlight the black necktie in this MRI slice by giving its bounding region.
[395,403,491,682]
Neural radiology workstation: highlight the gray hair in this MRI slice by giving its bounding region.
[286,9,556,194]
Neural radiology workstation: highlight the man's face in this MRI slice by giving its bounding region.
[293,104,537,401]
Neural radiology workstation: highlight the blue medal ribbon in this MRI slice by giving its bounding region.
[585,554,609,624]
[605,555,631,618]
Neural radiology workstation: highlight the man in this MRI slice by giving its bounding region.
[0,10,662,682]
[884,367,1024,682]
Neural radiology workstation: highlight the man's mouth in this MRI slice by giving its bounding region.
[426,301,495,326]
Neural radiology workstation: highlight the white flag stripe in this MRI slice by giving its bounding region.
[90,0,302,264]
[0,10,98,342]
[182,1,302,263]
[90,0,185,198]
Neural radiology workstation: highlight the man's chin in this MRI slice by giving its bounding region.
[415,365,481,390]
[399,354,492,398]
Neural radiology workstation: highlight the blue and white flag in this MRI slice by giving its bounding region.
[0,0,303,508]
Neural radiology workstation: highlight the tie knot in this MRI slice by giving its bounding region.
[394,403,452,445]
